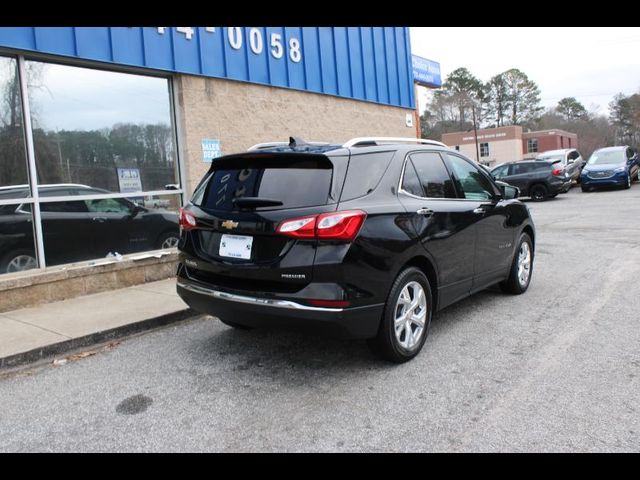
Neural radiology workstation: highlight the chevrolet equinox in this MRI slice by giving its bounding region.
[176,137,535,362]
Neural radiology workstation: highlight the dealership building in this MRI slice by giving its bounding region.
[442,125,578,166]
[0,27,440,311]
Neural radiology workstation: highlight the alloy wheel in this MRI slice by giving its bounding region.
[517,242,531,287]
[7,254,37,273]
[394,281,427,350]
[161,236,180,249]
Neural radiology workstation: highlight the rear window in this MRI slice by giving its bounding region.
[510,163,533,175]
[340,151,395,201]
[192,155,333,211]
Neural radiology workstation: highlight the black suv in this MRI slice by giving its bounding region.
[490,160,572,201]
[176,137,536,362]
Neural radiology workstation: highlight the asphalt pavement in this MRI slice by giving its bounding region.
[1,184,639,452]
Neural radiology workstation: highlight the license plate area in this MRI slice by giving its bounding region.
[219,234,253,260]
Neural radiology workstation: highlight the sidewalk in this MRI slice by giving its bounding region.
[0,278,195,369]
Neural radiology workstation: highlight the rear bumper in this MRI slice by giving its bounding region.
[176,274,383,339]
[548,180,572,194]
[559,180,572,193]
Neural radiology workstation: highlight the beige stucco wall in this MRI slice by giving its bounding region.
[174,75,416,196]
[457,139,523,167]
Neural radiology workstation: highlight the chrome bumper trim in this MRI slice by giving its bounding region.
[177,280,345,312]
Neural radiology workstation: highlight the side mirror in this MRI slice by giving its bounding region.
[567,158,575,164]
[500,184,519,200]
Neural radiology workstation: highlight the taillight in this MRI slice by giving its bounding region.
[276,210,366,241]
[179,208,197,231]
[316,210,366,241]
[275,215,316,238]
[552,168,563,176]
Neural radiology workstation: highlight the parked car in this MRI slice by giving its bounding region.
[489,160,572,201]
[580,146,640,191]
[0,184,179,273]
[535,148,585,183]
[176,137,536,363]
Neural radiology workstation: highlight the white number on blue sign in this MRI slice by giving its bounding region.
[176,27,195,40]
[151,28,302,62]
[249,28,263,55]
[270,33,283,59]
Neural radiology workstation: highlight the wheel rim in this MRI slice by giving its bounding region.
[532,188,544,200]
[517,242,531,287]
[6,254,37,273]
[394,281,427,350]
[628,176,631,187]
[161,236,179,249]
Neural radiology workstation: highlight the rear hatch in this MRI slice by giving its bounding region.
[181,152,347,292]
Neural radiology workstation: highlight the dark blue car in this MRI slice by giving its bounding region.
[581,146,639,191]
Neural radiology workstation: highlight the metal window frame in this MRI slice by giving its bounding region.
[4,53,184,271]
[479,142,490,157]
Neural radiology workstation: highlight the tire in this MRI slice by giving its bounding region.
[499,233,533,295]
[529,184,548,201]
[367,267,432,363]
[156,231,180,249]
[0,249,37,274]
[219,319,254,330]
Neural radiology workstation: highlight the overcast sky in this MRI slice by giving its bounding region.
[28,62,172,131]
[410,27,640,117]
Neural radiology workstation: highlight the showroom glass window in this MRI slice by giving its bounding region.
[25,61,180,267]
[0,55,38,274]
[0,58,181,275]
[26,61,178,193]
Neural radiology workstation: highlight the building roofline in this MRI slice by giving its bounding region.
[522,128,578,136]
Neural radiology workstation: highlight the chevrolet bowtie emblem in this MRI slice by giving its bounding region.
[221,220,239,230]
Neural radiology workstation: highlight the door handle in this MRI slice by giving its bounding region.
[416,208,434,216]
[92,216,107,222]
[473,204,494,214]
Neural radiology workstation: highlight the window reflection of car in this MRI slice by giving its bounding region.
[0,184,180,273]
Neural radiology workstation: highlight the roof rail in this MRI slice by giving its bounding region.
[342,137,447,148]
[248,140,331,151]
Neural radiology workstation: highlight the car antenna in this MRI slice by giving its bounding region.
[289,136,306,149]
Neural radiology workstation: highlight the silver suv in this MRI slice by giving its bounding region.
[535,148,585,183]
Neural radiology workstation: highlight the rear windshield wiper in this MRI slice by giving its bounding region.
[232,197,284,208]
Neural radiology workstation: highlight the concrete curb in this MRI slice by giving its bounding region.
[0,308,199,370]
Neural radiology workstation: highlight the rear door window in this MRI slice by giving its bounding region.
[400,159,424,197]
[510,163,532,175]
[194,155,334,211]
[409,152,457,199]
